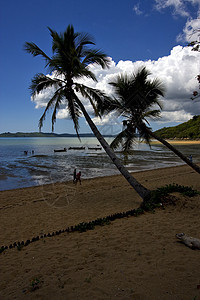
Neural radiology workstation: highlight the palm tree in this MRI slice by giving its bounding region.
[107,67,200,174]
[24,25,150,200]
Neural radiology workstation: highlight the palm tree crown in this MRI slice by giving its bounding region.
[108,67,165,152]
[24,25,110,134]
[106,67,200,175]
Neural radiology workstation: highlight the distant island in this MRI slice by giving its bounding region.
[155,115,200,140]
[0,132,114,138]
[1,115,199,139]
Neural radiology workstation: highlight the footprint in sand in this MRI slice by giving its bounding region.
[40,176,77,208]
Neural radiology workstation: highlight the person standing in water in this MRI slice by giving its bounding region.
[73,168,76,184]
[76,171,82,185]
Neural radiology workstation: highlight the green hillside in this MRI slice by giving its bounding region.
[154,115,200,140]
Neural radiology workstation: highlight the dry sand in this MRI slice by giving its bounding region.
[153,140,200,145]
[0,164,200,300]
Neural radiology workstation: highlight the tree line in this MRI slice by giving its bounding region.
[155,115,200,140]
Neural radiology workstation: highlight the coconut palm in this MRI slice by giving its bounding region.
[107,67,200,174]
[24,25,150,200]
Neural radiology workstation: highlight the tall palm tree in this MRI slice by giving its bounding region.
[24,25,150,200]
[107,67,200,174]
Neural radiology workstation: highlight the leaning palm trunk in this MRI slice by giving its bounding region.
[76,98,150,200]
[147,128,200,174]
[25,26,151,201]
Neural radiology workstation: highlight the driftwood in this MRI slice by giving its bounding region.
[176,233,200,249]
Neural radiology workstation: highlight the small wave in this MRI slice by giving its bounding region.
[0,174,8,180]
[31,154,49,158]
[28,168,50,175]
[29,163,54,169]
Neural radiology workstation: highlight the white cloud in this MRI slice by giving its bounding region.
[177,17,200,42]
[133,3,143,15]
[92,46,200,127]
[92,111,120,126]
[154,0,200,43]
[159,110,193,123]
[56,108,70,119]
[32,86,56,109]
[32,46,199,129]
[154,0,200,17]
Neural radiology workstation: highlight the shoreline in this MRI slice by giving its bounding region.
[0,161,198,193]
[0,164,176,192]
[1,164,200,299]
[1,137,200,193]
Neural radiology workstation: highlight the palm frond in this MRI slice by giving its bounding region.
[74,67,97,81]
[30,73,63,98]
[75,84,100,117]
[44,56,63,74]
[76,83,112,117]
[24,42,51,61]
[110,125,137,152]
[75,32,95,57]
[51,92,65,132]
[68,91,84,139]
[109,73,131,98]
[110,67,165,115]
[122,134,136,153]
[144,79,165,108]
[134,66,151,83]
[48,27,64,54]
[110,129,128,150]
[82,49,110,69]
[136,121,152,147]
[98,96,121,116]
[143,109,161,120]
[150,78,165,97]
[38,90,62,131]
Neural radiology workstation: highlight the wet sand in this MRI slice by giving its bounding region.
[0,164,200,299]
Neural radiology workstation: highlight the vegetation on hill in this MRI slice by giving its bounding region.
[0,132,57,137]
[154,115,200,140]
[0,132,114,138]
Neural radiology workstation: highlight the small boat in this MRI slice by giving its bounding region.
[68,146,85,150]
[88,147,102,150]
[54,148,67,153]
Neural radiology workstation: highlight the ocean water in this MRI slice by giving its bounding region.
[0,137,200,191]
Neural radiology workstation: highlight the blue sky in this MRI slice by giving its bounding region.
[0,0,199,134]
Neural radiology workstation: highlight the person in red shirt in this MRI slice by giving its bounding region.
[76,171,81,185]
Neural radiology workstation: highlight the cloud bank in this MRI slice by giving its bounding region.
[32,45,200,128]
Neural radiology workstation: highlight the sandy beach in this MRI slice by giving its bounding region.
[1,164,200,299]
[152,139,200,145]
